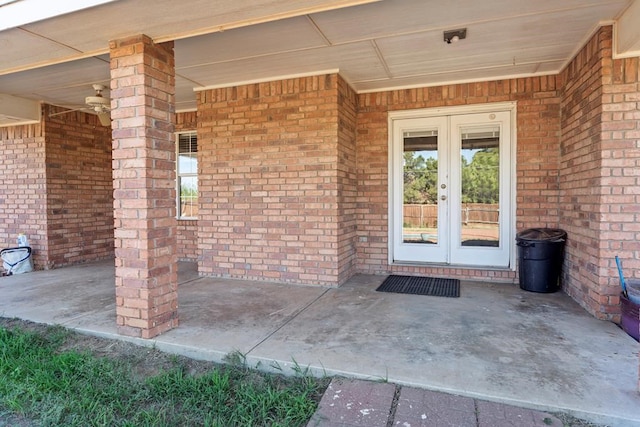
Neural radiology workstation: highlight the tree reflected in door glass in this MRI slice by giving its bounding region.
[403,131,438,244]
[460,126,500,247]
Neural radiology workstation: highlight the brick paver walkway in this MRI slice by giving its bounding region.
[308,378,563,427]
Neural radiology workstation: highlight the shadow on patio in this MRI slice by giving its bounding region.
[0,260,638,426]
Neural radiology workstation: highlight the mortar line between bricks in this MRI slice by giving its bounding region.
[245,288,332,355]
[474,398,479,427]
[386,384,402,427]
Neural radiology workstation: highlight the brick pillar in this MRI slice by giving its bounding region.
[110,35,178,338]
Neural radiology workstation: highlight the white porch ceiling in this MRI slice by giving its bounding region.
[0,0,636,126]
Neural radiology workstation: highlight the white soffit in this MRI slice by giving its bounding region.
[354,63,542,93]
[0,0,120,31]
[31,83,110,109]
[535,61,568,74]
[0,0,633,118]
[175,76,200,111]
[175,16,329,68]
[21,0,382,57]
[181,42,387,89]
[0,28,83,73]
[374,7,611,77]
[309,0,629,44]
[0,93,40,127]
[615,0,640,57]
[0,57,110,99]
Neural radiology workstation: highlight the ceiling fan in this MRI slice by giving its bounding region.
[49,84,111,126]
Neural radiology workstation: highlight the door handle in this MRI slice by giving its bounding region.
[440,195,447,201]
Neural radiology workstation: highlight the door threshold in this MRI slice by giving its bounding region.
[391,261,513,271]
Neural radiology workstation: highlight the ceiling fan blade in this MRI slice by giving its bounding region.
[48,107,87,118]
[97,111,111,126]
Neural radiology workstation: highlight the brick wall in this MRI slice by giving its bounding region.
[110,35,178,338]
[0,123,48,269]
[601,39,640,318]
[43,105,114,267]
[559,26,640,320]
[197,74,353,285]
[337,76,358,283]
[559,28,607,317]
[176,111,198,261]
[0,108,213,271]
[612,58,640,391]
[177,221,198,261]
[356,78,562,281]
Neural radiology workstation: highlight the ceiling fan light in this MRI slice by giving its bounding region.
[85,95,109,107]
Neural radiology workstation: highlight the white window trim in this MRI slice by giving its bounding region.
[176,130,198,220]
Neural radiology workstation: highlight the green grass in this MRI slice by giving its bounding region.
[0,324,327,426]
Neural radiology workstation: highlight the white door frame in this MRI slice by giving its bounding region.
[388,102,517,270]
[391,116,449,263]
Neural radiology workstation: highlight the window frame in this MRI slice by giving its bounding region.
[176,130,198,220]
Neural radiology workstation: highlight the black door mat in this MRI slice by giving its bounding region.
[376,275,460,297]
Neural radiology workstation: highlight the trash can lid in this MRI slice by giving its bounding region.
[516,228,566,242]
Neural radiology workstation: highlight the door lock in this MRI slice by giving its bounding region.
[440,195,447,201]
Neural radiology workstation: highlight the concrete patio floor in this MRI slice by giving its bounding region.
[0,260,638,426]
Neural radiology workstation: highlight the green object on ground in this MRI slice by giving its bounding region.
[0,324,326,427]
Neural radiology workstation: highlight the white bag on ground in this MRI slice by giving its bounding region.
[1,247,34,275]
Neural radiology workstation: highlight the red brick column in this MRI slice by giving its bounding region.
[110,35,178,338]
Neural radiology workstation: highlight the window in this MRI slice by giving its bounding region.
[176,131,198,219]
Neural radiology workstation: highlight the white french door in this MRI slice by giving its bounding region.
[391,108,513,268]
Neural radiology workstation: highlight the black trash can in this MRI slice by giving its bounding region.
[516,228,567,293]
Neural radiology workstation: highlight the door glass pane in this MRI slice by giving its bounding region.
[403,130,438,244]
[460,125,500,247]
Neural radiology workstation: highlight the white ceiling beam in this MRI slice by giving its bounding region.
[614,0,640,58]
